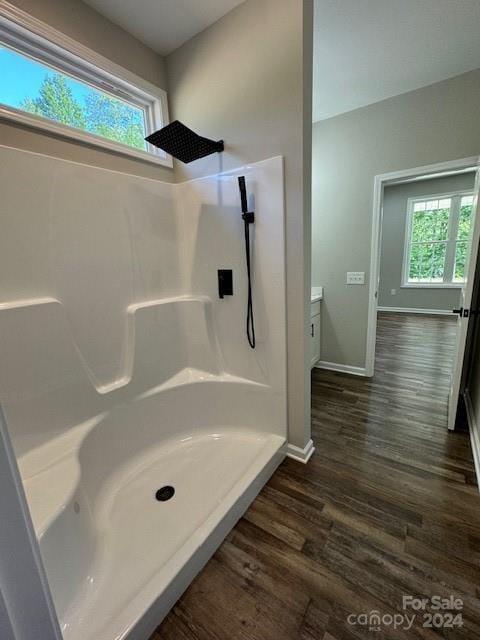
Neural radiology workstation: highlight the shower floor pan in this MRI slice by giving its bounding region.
[22,423,285,640]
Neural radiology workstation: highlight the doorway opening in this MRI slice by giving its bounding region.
[367,156,480,436]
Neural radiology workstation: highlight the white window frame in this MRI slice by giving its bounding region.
[0,1,172,167]
[401,189,475,288]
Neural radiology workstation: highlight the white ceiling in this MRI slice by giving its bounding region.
[84,0,480,121]
[83,0,245,55]
[313,0,480,122]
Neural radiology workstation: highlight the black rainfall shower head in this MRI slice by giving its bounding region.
[145,120,224,163]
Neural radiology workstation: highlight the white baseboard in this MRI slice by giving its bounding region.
[464,390,480,492]
[377,306,452,316]
[286,439,315,464]
[314,360,367,377]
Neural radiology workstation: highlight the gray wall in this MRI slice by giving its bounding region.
[1,0,173,181]
[379,173,475,311]
[312,69,480,369]
[166,0,313,450]
[0,589,15,640]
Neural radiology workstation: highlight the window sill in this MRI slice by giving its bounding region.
[401,283,464,289]
[0,104,173,168]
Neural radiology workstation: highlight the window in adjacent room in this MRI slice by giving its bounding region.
[403,192,475,286]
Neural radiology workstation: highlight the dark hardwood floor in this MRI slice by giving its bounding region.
[153,312,480,639]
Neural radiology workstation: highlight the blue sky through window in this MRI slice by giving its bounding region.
[0,46,90,107]
[0,45,147,150]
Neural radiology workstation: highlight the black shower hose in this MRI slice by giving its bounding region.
[244,218,256,349]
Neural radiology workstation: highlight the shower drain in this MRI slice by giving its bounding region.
[155,486,175,502]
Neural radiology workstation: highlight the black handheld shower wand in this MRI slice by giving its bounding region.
[238,176,255,349]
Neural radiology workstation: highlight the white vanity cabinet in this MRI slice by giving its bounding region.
[310,299,321,368]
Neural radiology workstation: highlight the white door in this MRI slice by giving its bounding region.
[448,168,480,429]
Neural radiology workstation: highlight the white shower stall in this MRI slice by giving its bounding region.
[0,145,287,640]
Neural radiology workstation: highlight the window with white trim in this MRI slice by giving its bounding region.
[0,7,170,165]
[402,192,475,287]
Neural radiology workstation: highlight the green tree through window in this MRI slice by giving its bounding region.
[405,194,474,285]
[21,72,146,151]
[22,74,86,129]
[408,200,449,282]
[84,91,145,149]
[454,197,474,281]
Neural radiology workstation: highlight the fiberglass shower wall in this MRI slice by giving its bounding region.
[0,145,287,638]
[174,158,286,393]
[0,145,286,460]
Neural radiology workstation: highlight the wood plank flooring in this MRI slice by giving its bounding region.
[152,312,480,639]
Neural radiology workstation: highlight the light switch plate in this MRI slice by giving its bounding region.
[346,271,365,285]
